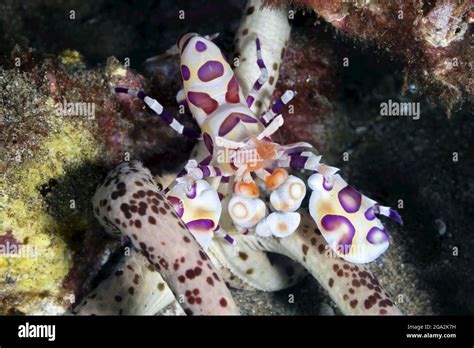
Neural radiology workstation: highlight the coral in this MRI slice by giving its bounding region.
[266,0,473,113]
[0,47,151,314]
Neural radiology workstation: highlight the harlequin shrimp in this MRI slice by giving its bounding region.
[113,32,402,264]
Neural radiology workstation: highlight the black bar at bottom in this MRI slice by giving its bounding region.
[0,315,471,346]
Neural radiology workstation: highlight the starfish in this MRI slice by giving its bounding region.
[76,161,239,316]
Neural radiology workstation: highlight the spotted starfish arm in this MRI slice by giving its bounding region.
[234,0,291,116]
[208,238,307,291]
[72,249,183,315]
[234,210,402,315]
[92,161,239,315]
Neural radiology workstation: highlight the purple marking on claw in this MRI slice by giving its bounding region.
[364,207,376,221]
[321,214,356,255]
[186,219,215,231]
[167,196,184,217]
[366,227,390,244]
[195,41,207,52]
[389,209,403,225]
[338,186,362,214]
[323,177,334,191]
[214,167,222,176]
[181,65,190,80]
[197,61,224,82]
[186,182,197,199]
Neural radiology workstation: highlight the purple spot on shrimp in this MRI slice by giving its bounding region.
[289,155,307,169]
[187,91,218,114]
[225,76,240,103]
[218,112,257,136]
[186,182,197,199]
[197,61,224,82]
[188,91,219,115]
[338,186,362,213]
[186,219,215,231]
[323,177,333,191]
[365,207,376,220]
[203,133,213,153]
[246,95,255,107]
[195,41,207,52]
[181,65,190,81]
[389,209,403,225]
[219,116,239,137]
[321,214,355,255]
[236,113,257,123]
[167,196,184,217]
[366,227,390,244]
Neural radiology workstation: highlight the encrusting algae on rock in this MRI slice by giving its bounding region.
[0,123,99,313]
[0,47,158,314]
